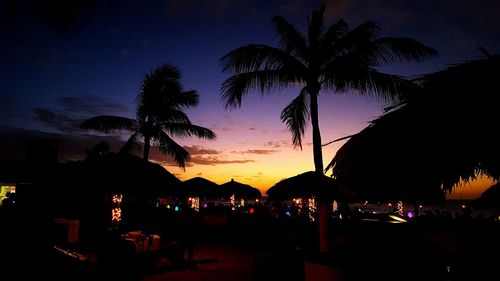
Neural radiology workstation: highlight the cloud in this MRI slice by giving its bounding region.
[249,127,257,131]
[56,95,128,115]
[240,149,279,155]
[33,96,129,134]
[149,146,251,167]
[0,126,126,161]
[183,145,221,155]
[188,156,254,166]
[33,108,83,133]
[211,126,232,132]
[264,140,291,148]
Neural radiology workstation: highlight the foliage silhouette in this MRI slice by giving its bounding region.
[82,64,216,168]
[327,54,500,202]
[220,3,436,251]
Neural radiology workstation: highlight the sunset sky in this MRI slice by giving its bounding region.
[1,0,499,198]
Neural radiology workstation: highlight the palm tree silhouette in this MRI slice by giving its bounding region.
[81,64,216,168]
[220,4,436,251]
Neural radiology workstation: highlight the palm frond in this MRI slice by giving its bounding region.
[332,20,380,54]
[145,64,180,82]
[221,70,302,108]
[271,16,307,59]
[119,132,141,156]
[370,37,438,65]
[156,109,192,124]
[320,19,348,56]
[157,131,190,169]
[175,90,199,108]
[307,4,325,50]
[162,123,216,140]
[80,115,137,133]
[220,44,305,73]
[280,89,310,149]
[138,64,183,119]
[323,63,417,101]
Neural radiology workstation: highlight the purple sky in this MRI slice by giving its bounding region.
[1,0,499,196]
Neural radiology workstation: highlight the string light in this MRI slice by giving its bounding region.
[190,197,200,212]
[396,200,404,216]
[308,197,316,221]
[294,198,303,214]
[111,194,123,223]
[230,194,235,210]
[112,208,121,223]
[332,200,338,212]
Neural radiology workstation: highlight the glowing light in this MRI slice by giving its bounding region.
[285,211,291,217]
[111,193,123,223]
[407,212,414,218]
[389,215,407,223]
[203,203,208,208]
[240,198,245,207]
[255,199,259,203]
[112,208,121,223]
[332,200,338,212]
[396,201,404,216]
[174,206,179,212]
[190,197,200,212]
[230,194,235,209]
[293,198,303,214]
[167,204,171,209]
[308,197,316,222]
[112,194,123,204]
[249,208,255,214]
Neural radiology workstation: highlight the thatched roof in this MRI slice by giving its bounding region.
[327,55,500,203]
[474,182,500,208]
[54,153,181,197]
[219,179,261,199]
[182,177,220,198]
[266,171,341,200]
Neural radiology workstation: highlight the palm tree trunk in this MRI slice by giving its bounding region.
[309,90,329,253]
[309,91,323,173]
[143,135,151,161]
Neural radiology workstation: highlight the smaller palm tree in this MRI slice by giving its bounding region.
[81,64,216,168]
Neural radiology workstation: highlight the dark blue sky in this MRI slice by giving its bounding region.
[1,0,500,189]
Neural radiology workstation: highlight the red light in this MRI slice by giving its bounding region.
[249,208,255,214]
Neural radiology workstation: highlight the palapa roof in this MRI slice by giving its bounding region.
[219,179,261,199]
[266,171,342,200]
[327,55,500,203]
[54,153,182,197]
[182,177,220,198]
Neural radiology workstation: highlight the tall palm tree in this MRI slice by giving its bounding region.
[220,4,436,251]
[81,64,216,168]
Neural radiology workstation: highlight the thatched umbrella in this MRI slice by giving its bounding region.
[474,182,500,208]
[45,153,182,233]
[182,177,220,199]
[219,179,261,199]
[267,171,342,200]
[49,153,181,200]
[326,54,500,204]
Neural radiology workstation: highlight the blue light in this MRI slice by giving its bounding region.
[174,206,179,212]
[285,211,291,217]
